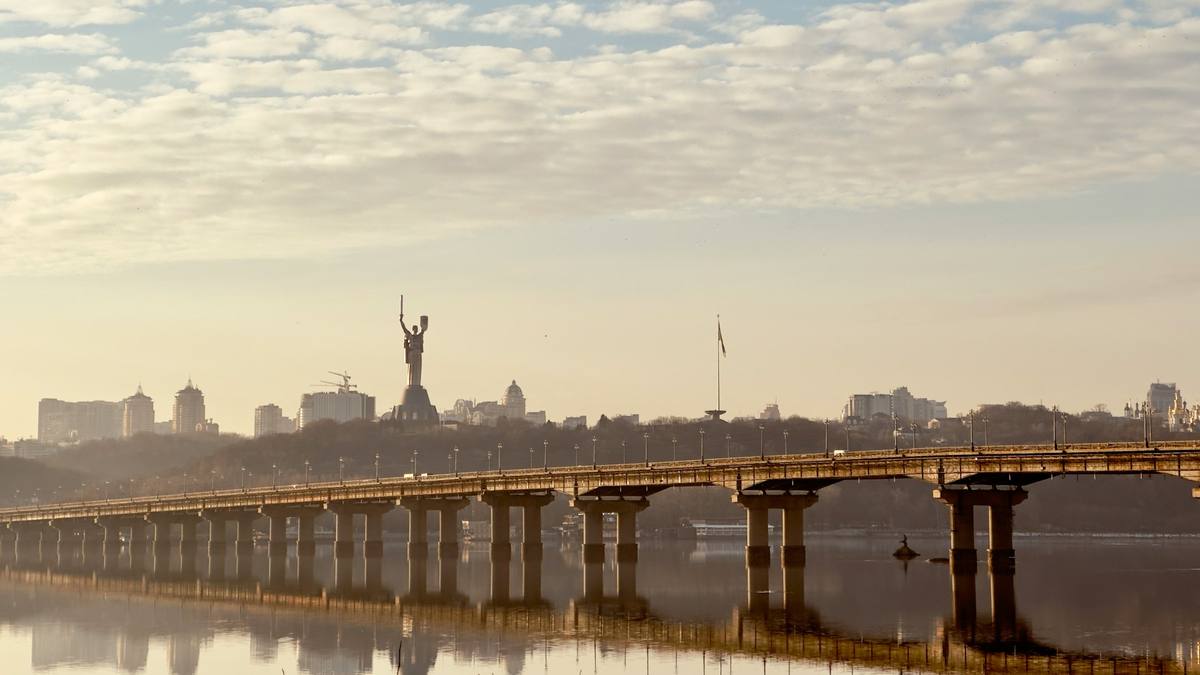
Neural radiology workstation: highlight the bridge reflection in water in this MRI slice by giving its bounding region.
[0,539,1188,675]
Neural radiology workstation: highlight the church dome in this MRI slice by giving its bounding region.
[504,380,524,402]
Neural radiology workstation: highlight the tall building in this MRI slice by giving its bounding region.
[122,385,155,437]
[297,391,375,429]
[843,387,946,424]
[562,415,588,429]
[38,398,122,443]
[759,403,781,421]
[1147,382,1177,420]
[254,404,283,437]
[172,379,206,435]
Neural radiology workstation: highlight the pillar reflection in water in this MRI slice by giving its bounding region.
[207,548,226,581]
[522,553,542,602]
[582,561,603,602]
[408,550,428,597]
[297,553,315,589]
[989,567,1017,640]
[268,549,287,587]
[438,554,457,597]
[489,552,510,603]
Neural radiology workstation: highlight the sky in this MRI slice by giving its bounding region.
[1,0,1198,438]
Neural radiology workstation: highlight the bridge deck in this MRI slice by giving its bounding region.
[2,442,1199,524]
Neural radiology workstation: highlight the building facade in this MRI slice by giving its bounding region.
[844,386,946,424]
[172,379,206,434]
[1147,382,1177,420]
[254,404,283,437]
[38,398,123,443]
[441,380,547,426]
[297,391,376,429]
[562,415,588,429]
[121,386,155,437]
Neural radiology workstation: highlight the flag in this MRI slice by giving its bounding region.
[718,318,726,356]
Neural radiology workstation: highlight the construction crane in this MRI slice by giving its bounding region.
[310,371,357,393]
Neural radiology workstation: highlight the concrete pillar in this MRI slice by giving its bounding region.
[82,523,105,559]
[951,569,977,632]
[268,550,286,587]
[178,517,198,555]
[364,556,382,590]
[522,504,542,560]
[408,552,428,597]
[935,488,1027,574]
[297,552,315,588]
[616,557,637,600]
[438,507,457,558]
[581,504,604,564]
[297,513,317,556]
[234,514,257,555]
[13,524,46,565]
[490,553,510,603]
[583,561,604,601]
[990,567,1017,640]
[206,517,227,555]
[746,563,770,614]
[934,489,977,573]
[42,524,62,561]
[0,528,14,560]
[745,506,769,567]
[782,506,806,566]
[99,519,122,558]
[268,513,288,555]
[333,509,355,558]
[490,500,511,561]
[439,554,458,597]
[149,517,172,554]
[207,546,225,581]
[364,511,384,558]
[407,506,427,558]
[128,521,148,552]
[616,509,638,562]
[783,561,805,621]
[522,555,542,602]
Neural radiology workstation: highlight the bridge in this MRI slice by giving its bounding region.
[2,442,1199,578]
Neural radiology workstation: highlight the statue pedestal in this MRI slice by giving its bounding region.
[394,385,439,426]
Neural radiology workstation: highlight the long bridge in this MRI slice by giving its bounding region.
[2,442,1200,575]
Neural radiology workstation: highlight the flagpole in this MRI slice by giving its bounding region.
[716,314,721,412]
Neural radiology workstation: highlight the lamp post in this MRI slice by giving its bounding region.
[671,437,678,461]
[591,437,597,469]
[643,432,650,466]
[1062,411,1069,448]
[413,449,420,476]
[374,452,380,482]
[338,457,345,484]
[304,460,311,486]
[529,446,534,469]
[210,470,216,493]
[968,411,976,451]
[574,443,580,467]
[725,433,731,458]
[892,413,900,454]
[453,446,459,475]
[699,429,706,462]
[758,424,765,460]
[1051,406,1058,451]
[782,429,789,456]
[496,443,502,474]
[272,464,278,489]
[910,423,918,450]
[543,440,549,470]
[105,480,111,502]
[240,466,246,492]
[487,448,493,472]
[621,439,627,464]
[824,420,830,457]
[844,425,850,454]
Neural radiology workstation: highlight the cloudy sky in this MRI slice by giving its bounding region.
[1,0,1198,437]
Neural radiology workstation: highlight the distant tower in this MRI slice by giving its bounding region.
[255,403,283,437]
[122,385,155,437]
[503,380,527,420]
[173,379,206,435]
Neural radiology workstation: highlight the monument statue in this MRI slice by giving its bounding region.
[391,297,439,425]
[400,311,428,387]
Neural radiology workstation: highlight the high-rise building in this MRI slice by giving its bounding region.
[1147,382,1177,420]
[172,379,206,435]
[759,403,781,421]
[843,387,946,424]
[254,404,283,437]
[122,385,155,437]
[562,415,588,429]
[297,391,376,429]
[38,398,123,443]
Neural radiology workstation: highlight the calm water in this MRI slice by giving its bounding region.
[1,534,1198,674]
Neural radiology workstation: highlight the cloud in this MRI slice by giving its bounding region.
[0,33,116,54]
[0,0,146,27]
[1,1,1199,274]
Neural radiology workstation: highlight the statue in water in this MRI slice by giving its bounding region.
[400,302,429,388]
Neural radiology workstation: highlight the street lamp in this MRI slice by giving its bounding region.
[824,420,830,457]
[782,430,789,456]
[543,440,549,470]
[699,429,706,462]
[982,417,989,448]
[529,446,534,469]
[240,466,246,492]
[574,443,580,467]
[758,424,765,460]
[374,452,380,482]
[725,433,731,458]
[591,437,597,469]
[642,432,649,466]
[968,411,976,451]
[338,457,345,484]
[843,425,850,454]
[210,470,216,493]
[272,464,278,489]
[910,423,919,449]
[105,480,111,502]
[892,413,900,454]
[496,443,502,474]
[413,449,420,476]
[453,446,460,475]
[1062,411,1069,448]
[671,437,678,461]
[621,439,627,464]
[304,460,311,486]
[1051,406,1058,451]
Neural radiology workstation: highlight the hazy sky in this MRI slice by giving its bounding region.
[2,0,1198,437]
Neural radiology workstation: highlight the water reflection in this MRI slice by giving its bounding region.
[0,536,1195,675]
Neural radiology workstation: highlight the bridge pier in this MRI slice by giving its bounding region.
[571,497,650,564]
[732,492,819,568]
[933,487,1028,573]
[0,527,14,561]
[329,502,392,558]
[233,513,258,555]
[258,505,325,557]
